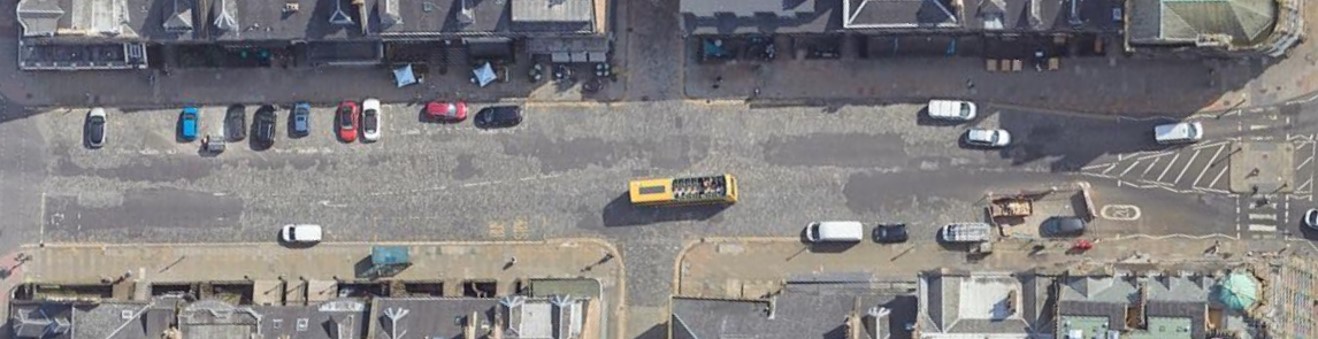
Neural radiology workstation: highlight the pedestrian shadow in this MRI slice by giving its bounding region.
[601,193,730,227]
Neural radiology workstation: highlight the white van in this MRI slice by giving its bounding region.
[1154,122,1203,144]
[927,100,977,121]
[804,221,864,243]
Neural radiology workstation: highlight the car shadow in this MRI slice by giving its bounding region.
[600,193,730,227]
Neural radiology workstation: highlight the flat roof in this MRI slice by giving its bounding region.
[682,0,840,34]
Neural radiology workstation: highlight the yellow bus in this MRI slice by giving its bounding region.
[628,174,738,206]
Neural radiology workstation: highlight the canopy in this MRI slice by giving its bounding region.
[393,64,417,88]
[1216,272,1259,311]
[472,62,496,87]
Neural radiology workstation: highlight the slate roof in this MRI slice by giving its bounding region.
[9,300,175,339]
[670,285,912,339]
[917,271,1041,337]
[1055,275,1214,339]
[19,0,602,42]
[1129,0,1277,46]
[369,296,588,339]
[681,0,840,34]
[843,0,960,29]
[967,0,1065,31]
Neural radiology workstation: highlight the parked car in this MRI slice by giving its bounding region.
[280,224,323,243]
[291,102,311,137]
[337,101,359,142]
[85,107,106,148]
[253,105,277,146]
[872,223,909,243]
[475,105,523,128]
[1154,121,1203,145]
[361,98,381,141]
[1041,216,1087,237]
[804,221,864,243]
[965,128,1011,147]
[225,105,246,141]
[939,223,991,243]
[426,100,468,122]
[1304,209,1318,229]
[202,134,226,153]
[179,106,199,141]
[927,99,976,121]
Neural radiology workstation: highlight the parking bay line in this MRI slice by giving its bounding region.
[1172,149,1201,185]
[1156,153,1181,182]
[1192,145,1226,188]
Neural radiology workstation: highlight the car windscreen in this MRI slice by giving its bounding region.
[363,111,378,130]
[339,109,353,128]
[89,117,104,139]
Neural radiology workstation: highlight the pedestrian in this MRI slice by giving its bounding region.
[966,79,975,90]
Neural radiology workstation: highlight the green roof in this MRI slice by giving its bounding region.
[1216,272,1259,311]
[1130,0,1277,46]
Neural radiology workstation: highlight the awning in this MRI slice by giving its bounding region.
[393,64,417,88]
[466,37,514,59]
[472,62,496,87]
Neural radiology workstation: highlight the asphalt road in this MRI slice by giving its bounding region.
[0,100,1308,336]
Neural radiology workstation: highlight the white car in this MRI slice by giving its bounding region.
[965,128,1011,147]
[927,99,976,121]
[1305,209,1318,229]
[1153,121,1203,144]
[361,98,381,142]
[280,224,323,243]
[86,107,107,148]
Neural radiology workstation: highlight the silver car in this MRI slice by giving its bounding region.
[965,128,1011,147]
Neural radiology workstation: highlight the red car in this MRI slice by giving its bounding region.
[425,100,467,122]
[337,101,360,142]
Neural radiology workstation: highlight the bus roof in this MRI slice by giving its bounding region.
[628,178,673,204]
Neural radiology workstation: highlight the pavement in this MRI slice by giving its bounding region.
[675,236,1285,299]
[683,10,1318,116]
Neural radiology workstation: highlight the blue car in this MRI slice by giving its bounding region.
[180,106,199,141]
[292,102,311,137]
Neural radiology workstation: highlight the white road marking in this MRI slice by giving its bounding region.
[1101,163,1117,175]
[1297,178,1314,193]
[1250,124,1270,131]
[1082,163,1115,171]
[1100,204,1142,221]
[1298,155,1314,170]
[1172,149,1200,184]
[1120,161,1141,177]
[1156,153,1180,182]
[1192,145,1225,188]
[1249,213,1277,221]
[1141,156,1162,178]
[1190,140,1229,151]
[1248,224,1277,232]
[1209,165,1229,189]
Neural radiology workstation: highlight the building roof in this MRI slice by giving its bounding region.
[843,0,960,29]
[19,0,603,42]
[253,300,370,339]
[1055,274,1213,339]
[670,283,912,339]
[10,300,175,339]
[967,0,1065,31]
[369,296,589,339]
[680,0,839,34]
[917,271,1039,337]
[17,0,136,38]
[1128,0,1277,46]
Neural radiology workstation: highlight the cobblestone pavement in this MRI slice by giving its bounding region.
[0,100,1282,337]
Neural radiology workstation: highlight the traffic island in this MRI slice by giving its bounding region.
[7,239,624,339]
[1230,142,1294,195]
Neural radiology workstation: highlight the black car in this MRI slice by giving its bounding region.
[1041,216,1086,237]
[474,106,523,128]
[872,223,909,243]
[253,105,277,146]
[225,105,246,141]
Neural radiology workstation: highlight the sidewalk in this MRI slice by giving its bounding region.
[676,236,1285,298]
[10,239,626,335]
[685,9,1318,116]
